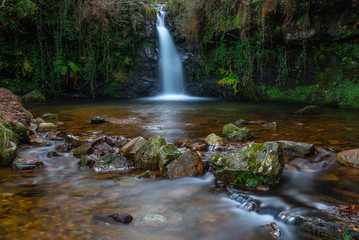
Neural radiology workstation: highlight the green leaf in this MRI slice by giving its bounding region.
[61,66,68,76]
[68,62,81,73]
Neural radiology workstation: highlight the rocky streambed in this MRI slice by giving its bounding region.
[1,93,359,239]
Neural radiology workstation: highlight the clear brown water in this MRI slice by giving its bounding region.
[1,98,359,240]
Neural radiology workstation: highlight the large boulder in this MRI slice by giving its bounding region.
[21,90,46,102]
[158,145,183,174]
[337,149,359,168]
[0,88,32,128]
[166,150,204,178]
[120,136,147,157]
[210,142,284,188]
[93,153,129,172]
[135,136,166,170]
[276,140,314,157]
[222,123,253,141]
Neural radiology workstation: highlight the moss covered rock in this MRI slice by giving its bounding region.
[222,123,240,136]
[38,122,57,132]
[158,145,183,175]
[0,141,18,167]
[223,123,254,142]
[166,150,204,178]
[135,136,166,170]
[205,133,226,146]
[210,142,284,188]
[93,153,128,172]
[21,90,46,102]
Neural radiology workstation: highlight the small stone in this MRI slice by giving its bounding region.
[205,133,226,146]
[235,119,248,126]
[89,116,108,124]
[38,122,57,132]
[262,122,277,128]
[258,222,281,239]
[93,214,133,224]
[41,113,58,120]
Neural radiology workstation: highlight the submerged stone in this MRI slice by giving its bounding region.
[294,105,320,115]
[135,136,166,170]
[41,113,58,120]
[337,149,359,168]
[210,142,284,188]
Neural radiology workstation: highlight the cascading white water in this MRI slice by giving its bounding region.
[156,5,187,100]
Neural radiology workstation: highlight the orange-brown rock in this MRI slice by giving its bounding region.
[0,88,32,128]
[167,150,204,178]
[337,149,359,168]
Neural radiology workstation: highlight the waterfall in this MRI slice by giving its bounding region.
[156,5,186,99]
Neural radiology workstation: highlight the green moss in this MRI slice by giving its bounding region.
[0,118,17,159]
[232,171,272,188]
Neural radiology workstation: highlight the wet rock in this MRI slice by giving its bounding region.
[294,105,320,115]
[89,116,108,124]
[205,133,226,146]
[38,122,57,132]
[136,170,156,178]
[257,222,281,239]
[222,123,253,142]
[21,90,46,102]
[191,142,208,151]
[93,153,128,172]
[120,136,147,157]
[235,119,248,126]
[45,131,66,141]
[41,113,58,120]
[65,135,84,147]
[166,150,204,178]
[135,136,166,170]
[262,122,277,128]
[47,151,61,158]
[73,143,94,157]
[56,142,75,152]
[12,157,44,170]
[93,142,113,154]
[29,123,37,131]
[93,213,133,224]
[276,140,315,157]
[29,134,50,146]
[32,117,45,127]
[0,141,18,167]
[337,149,359,168]
[78,156,96,168]
[104,136,117,146]
[210,142,284,188]
[158,145,183,174]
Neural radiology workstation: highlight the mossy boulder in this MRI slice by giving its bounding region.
[205,133,226,146]
[166,150,204,178]
[135,136,166,170]
[21,90,46,102]
[222,123,253,142]
[158,145,183,175]
[276,140,314,157]
[294,105,320,115]
[93,153,128,172]
[210,142,284,188]
[337,149,359,168]
[0,141,18,167]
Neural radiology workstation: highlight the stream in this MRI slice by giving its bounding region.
[1,98,359,239]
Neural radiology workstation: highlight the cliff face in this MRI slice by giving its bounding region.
[166,0,359,106]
